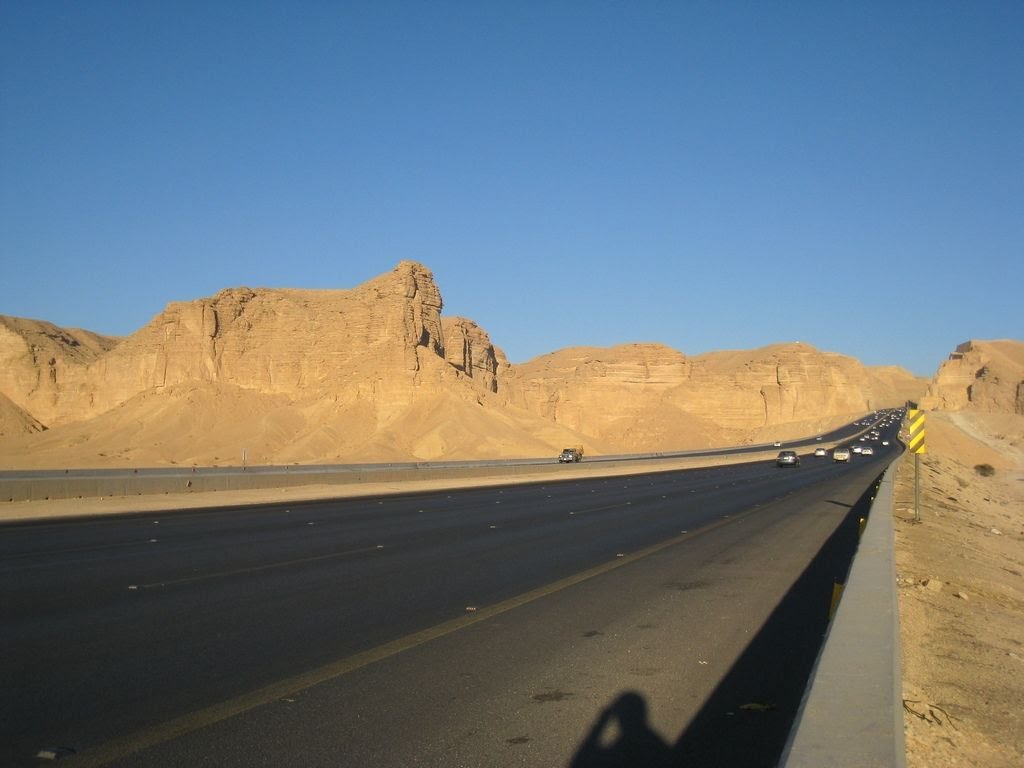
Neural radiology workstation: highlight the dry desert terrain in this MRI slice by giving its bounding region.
[894,410,1024,767]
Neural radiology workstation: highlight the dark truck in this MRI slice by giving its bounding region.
[558,446,584,463]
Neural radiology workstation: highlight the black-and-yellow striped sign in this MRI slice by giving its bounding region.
[906,409,926,454]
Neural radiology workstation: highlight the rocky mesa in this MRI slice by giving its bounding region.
[0,261,926,468]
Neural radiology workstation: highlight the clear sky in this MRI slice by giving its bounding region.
[2,2,1021,378]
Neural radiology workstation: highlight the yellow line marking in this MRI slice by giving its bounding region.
[137,545,384,589]
[570,502,630,515]
[74,510,753,766]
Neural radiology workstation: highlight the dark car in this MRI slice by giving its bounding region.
[776,450,800,467]
[558,448,582,463]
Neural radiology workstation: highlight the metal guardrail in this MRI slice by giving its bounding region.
[779,462,906,767]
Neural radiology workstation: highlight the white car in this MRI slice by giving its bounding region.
[861,446,874,456]
[814,447,827,457]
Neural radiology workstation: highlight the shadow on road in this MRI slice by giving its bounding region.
[569,474,883,767]
[569,691,674,768]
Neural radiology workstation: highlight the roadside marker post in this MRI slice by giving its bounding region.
[906,409,926,522]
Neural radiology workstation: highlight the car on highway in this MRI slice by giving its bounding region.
[776,450,800,467]
[833,447,851,462]
[814,447,827,457]
[862,446,874,456]
[558,448,582,463]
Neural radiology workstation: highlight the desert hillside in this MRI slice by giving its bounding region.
[894,412,1024,766]
[0,261,926,468]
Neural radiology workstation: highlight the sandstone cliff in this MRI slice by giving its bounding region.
[504,342,923,450]
[0,261,928,468]
[918,340,1024,454]
[0,316,120,427]
[921,340,1024,414]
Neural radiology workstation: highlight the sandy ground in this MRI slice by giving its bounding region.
[4,415,1022,764]
[893,412,1024,767]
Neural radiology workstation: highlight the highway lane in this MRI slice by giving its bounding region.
[1,441,899,766]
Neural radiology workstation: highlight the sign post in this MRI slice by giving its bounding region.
[906,409,926,522]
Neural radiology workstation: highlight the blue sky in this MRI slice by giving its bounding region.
[2,2,1021,378]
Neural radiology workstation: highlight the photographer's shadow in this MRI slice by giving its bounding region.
[570,691,673,768]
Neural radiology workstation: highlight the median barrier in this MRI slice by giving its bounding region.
[2,452,792,505]
[1,459,667,503]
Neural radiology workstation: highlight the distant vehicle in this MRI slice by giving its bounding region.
[861,446,874,455]
[882,440,890,446]
[852,445,864,454]
[773,441,782,447]
[814,447,827,457]
[558,446,583,463]
[776,450,800,467]
[833,447,851,462]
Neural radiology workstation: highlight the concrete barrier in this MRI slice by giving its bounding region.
[780,463,906,767]
[0,463,558,502]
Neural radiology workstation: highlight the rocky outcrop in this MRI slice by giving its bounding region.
[441,317,505,394]
[0,316,120,426]
[499,344,720,450]
[3,261,450,426]
[921,340,1024,414]
[675,344,872,429]
[502,342,921,449]
[501,343,690,429]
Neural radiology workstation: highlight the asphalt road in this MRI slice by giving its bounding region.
[2,441,898,767]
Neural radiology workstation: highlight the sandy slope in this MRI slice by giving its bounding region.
[894,411,1024,766]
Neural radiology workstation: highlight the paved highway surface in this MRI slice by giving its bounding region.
[2,422,900,767]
